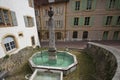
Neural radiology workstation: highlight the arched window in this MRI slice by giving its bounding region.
[3,36,16,52]
[82,31,88,39]
[73,31,78,38]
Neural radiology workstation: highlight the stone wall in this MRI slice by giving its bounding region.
[84,42,120,80]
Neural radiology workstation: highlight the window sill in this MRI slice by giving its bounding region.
[5,48,17,55]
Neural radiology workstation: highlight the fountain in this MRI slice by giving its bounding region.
[29,7,77,80]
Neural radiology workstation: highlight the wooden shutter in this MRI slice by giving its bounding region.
[92,0,97,10]
[11,11,18,26]
[89,16,94,26]
[106,0,110,10]
[112,16,118,26]
[71,1,75,12]
[70,17,74,27]
[103,16,107,26]
[117,0,120,9]
[32,17,34,26]
[80,0,87,10]
[113,31,119,40]
[79,16,84,26]
[24,16,28,27]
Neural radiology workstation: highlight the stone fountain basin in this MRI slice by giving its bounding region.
[29,69,63,80]
[29,51,77,75]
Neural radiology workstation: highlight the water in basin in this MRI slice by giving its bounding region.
[32,51,74,68]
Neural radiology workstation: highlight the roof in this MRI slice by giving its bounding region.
[34,0,69,6]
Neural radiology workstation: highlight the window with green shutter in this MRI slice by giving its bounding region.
[113,31,119,40]
[80,0,96,11]
[102,31,109,40]
[74,17,79,26]
[75,1,80,11]
[105,16,113,25]
[106,0,117,9]
[84,17,90,25]
[86,0,92,10]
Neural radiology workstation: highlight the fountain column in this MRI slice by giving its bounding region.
[48,7,57,63]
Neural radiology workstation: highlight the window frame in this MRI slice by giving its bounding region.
[24,16,34,27]
[75,1,80,10]
[84,17,90,25]
[0,8,12,27]
[74,17,79,26]
[3,36,17,53]
[86,0,92,10]
[105,16,113,25]
[116,16,120,25]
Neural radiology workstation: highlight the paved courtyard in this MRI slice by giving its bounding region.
[41,40,120,49]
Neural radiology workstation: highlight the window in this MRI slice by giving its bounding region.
[75,1,80,10]
[102,31,109,40]
[24,16,34,27]
[18,33,23,37]
[87,0,92,10]
[82,31,88,39]
[55,20,63,28]
[3,36,16,52]
[73,31,78,38]
[56,32,62,40]
[106,16,112,25]
[84,17,90,25]
[109,0,116,9]
[74,17,79,26]
[113,31,119,40]
[0,8,17,26]
[28,0,34,8]
[116,16,120,25]
[31,36,35,46]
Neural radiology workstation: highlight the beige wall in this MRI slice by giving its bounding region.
[36,0,120,41]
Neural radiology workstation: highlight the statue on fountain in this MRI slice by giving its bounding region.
[48,6,57,64]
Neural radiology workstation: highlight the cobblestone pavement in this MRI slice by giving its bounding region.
[41,40,120,49]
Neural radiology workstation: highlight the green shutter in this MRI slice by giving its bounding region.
[32,18,34,26]
[92,0,97,10]
[89,16,94,26]
[11,11,18,26]
[102,31,108,40]
[71,1,75,11]
[81,0,87,10]
[79,16,84,26]
[117,0,120,9]
[113,31,119,40]
[106,0,110,10]
[70,17,74,27]
[24,16,28,27]
[103,16,107,26]
[112,16,118,26]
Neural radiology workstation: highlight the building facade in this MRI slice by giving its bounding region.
[35,0,120,41]
[0,0,40,58]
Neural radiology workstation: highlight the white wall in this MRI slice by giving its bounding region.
[0,0,40,58]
